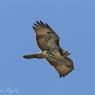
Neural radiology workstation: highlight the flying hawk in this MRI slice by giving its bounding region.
[23,21,74,77]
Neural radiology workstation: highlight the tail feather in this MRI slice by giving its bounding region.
[23,53,44,59]
[23,54,36,59]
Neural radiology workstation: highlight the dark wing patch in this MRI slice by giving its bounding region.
[32,21,61,50]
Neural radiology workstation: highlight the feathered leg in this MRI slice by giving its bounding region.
[23,53,44,59]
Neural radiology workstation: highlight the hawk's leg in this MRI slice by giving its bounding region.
[23,53,45,59]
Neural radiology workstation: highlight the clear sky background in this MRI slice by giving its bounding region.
[0,0,95,95]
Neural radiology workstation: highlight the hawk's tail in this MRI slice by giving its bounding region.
[23,53,45,59]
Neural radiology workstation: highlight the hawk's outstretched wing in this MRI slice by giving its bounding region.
[32,21,61,50]
[45,50,74,77]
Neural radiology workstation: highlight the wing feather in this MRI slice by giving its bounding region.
[46,52,74,77]
[32,21,61,50]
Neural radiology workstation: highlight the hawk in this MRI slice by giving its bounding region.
[23,21,74,77]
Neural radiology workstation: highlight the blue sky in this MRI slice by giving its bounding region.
[0,0,95,95]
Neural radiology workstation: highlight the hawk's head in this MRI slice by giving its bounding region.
[63,51,71,57]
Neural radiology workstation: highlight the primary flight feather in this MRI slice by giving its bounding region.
[23,21,74,77]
